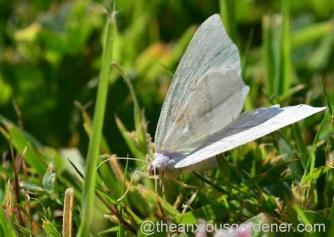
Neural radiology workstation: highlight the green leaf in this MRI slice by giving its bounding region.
[220,0,238,43]
[77,10,115,237]
[42,219,61,237]
[0,208,17,237]
[0,115,47,174]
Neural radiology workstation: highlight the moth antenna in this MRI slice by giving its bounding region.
[97,156,146,170]
[117,170,157,202]
[117,170,138,202]
[101,153,144,161]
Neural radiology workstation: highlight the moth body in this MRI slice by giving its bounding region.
[149,152,181,176]
[149,152,218,177]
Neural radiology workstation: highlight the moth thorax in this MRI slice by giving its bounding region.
[149,152,176,175]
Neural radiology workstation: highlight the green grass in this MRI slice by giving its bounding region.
[0,0,333,236]
[77,11,115,237]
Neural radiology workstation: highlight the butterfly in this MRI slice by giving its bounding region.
[149,14,326,177]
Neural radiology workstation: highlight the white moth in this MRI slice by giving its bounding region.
[149,14,326,177]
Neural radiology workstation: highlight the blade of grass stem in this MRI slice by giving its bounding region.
[112,63,147,154]
[0,208,17,237]
[292,124,308,170]
[263,15,278,97]
[219,0,238,44]
[77,12,115,237]
[279,0,291,96]
[291,20,334,49]
[306,114,328,174]
[62,188,73,237]
[321,78,333,118]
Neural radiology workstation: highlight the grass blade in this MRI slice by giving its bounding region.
[321,78,333,117]
[292,124,308,170]
[291,20,334,48]
[307,114,328,174]
[0,208,17,237]
[77,12,115,237]
[279,0,292,95]
[263,0,292,100]
[62,188,74,237]
[112,63,148,155]
[262,15,279,98]
[219,0,238,43]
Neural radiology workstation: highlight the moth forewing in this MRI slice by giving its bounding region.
[154,14,245,154]
[174,105,326,169]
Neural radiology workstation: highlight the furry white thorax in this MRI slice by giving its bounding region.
[150,153,175,173]
[149,152,218,177]
[149,152,182,177]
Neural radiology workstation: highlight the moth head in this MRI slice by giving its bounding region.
[148,153,170,176]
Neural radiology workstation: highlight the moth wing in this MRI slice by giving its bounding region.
[174,105,326,168]
[155,14,248,154]
[158,68,248,154]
